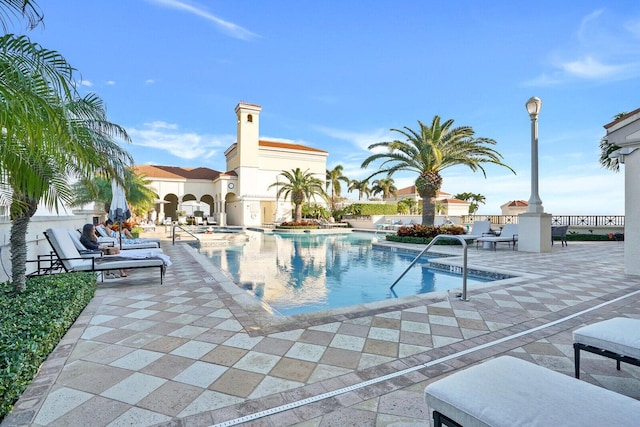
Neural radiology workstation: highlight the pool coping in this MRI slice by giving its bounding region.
[182,238,539,336]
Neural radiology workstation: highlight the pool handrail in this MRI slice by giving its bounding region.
[389,234,469,301]
[172,224,201,246]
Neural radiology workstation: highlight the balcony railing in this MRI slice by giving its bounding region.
[462,215,625,227]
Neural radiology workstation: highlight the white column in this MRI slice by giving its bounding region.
[624,149,640,275]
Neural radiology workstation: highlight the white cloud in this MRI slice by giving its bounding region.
[526,10,640,86]
[147,0,258,40]
[127,121,234,161]
[316,126,395,151]
[145,79,156,85]
[77,79,93,87]
[106,80,116,86]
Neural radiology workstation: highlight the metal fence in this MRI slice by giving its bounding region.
[462,215,625,227]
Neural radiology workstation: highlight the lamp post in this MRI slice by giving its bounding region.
[526,96,543,213]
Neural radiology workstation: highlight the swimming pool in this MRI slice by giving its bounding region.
[197,231,492,316]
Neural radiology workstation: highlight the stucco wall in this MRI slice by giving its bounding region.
[0,214,95,282]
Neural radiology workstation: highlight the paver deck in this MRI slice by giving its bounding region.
[2,232,639,426]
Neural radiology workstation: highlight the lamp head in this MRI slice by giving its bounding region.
[526,96,542,119]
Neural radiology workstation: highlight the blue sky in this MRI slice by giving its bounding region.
[16,1,640,214]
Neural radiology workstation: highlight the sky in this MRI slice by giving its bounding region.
[12,0,640,215]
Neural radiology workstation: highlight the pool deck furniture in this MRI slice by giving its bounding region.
[42,227,166,284]
[552,224,569,246]
[476,223,518,250]
[424,355,640,427]
[461,220,491,241]
[573,317,640,379]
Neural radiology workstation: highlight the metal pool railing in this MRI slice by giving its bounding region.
[390,234,469,301]
[172,224,200,246]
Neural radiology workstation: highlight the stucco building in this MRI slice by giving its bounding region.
[135,102,328,226]
[603,107,640,275]
[389,186,471,216]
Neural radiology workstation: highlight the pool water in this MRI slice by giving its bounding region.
[198,231,491,316]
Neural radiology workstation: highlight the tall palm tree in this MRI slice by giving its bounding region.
[326,165,350,211]
[599,112,627,173]
[348,179,371,201]
[361,116,515,225]
[0,35,132,292]
[269,168,327,222]
[370,177,398,200]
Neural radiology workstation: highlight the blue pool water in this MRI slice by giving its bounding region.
[198,231,491,316]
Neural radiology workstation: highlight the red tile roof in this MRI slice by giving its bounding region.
[259,140,328,153]
[395,185,450,197]
[134,165,235,180]
[604,106,640,129]
[507,200,528,207]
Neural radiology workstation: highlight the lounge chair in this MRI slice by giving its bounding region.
[424,355,640,427]
[552,225,569,246]
[573,317,640,379]
[476,223,518,250]
[95,224,161,248]
[461,220,491,241]
[43,228,166,284]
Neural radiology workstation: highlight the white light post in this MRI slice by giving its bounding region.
[518,96,551,252]
[526,96,543,213]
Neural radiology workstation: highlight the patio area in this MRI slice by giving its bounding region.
[3,233,639,426]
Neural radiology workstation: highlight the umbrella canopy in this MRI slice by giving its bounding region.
[109,179,131,249]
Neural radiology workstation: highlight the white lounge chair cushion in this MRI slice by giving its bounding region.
[424,356,640,427]
[47,228,165,271]
[464,220,491,239]
[573,317,640,360]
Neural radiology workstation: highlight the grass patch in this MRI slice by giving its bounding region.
[0,273,96,420]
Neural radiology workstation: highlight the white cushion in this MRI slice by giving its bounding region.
[424,356,640,427]
[573,317,640,360]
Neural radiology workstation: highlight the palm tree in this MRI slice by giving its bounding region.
[371,177,398,200]
[70,169,158,216]
[599,112,627,173]
[348,179,371,201]
[0,35,132,292]
[453,192,486,214]
[0,0,43,31]
[269,168,327,222]
[361,116,515,225]
[326,165,350,211]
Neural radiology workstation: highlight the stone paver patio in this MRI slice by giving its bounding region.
[2,231,639,426]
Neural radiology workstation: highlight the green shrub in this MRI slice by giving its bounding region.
[388,224,467,244]
[0,273,96,419]
[564,233,619,241]
[347,203,397,216]
[276,221,319,229]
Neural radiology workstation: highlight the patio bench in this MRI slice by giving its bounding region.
[573,317,640,379]
[424,355,640,427]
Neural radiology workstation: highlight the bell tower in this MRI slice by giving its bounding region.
[235,102,261,169]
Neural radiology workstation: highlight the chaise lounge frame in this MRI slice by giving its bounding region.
[41,228,165,284]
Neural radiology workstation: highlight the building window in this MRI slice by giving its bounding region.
[247,114,253,123]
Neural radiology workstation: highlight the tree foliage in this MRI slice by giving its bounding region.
[0,34,132,292]
[362,116,514,225]
[270,168,327,222]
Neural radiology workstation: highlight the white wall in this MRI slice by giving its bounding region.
[0,214,95,282]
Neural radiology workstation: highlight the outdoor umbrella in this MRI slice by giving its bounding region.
[109,179,131,249]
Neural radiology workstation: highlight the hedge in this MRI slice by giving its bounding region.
[0,273,97,419]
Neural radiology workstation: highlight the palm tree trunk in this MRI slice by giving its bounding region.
[10,214,31,293]
[294,204,303,222]
[422,197,436,226]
